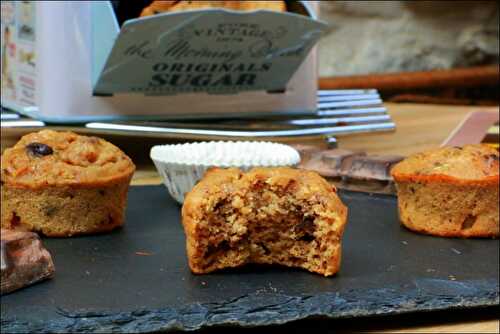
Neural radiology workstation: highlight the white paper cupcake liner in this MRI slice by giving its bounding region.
[150,141,300,204]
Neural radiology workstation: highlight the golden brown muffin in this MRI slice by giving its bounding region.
[140,1,178,16]
[182,167,348,276]
[391,145,499,238]
[231,1,286,11]
[140,1,286,17]
[1,130,135,237]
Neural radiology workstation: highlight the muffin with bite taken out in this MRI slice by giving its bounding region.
[182,167,348,276]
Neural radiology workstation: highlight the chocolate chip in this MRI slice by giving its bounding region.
[461,215,477,230]
[252,180,265,191]
[99,190,106,196]
[26,142,53,157]
[295,216,315,235]
[295,216,316,242]
[298,234,315,242]
[205,240,230,258]
[258,242,270,255]
[213,201,224,212]
[10,212,21,227]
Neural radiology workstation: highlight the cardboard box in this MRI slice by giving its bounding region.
[1,1,327,123]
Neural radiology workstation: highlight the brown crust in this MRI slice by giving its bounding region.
[392,173,498,186]
[391,144,499,186]
[1,130,135,189]
[392,145,499,238]
[400,219,499,238]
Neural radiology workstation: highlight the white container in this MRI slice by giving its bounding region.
[0,1,325,123]
[150,141,300,204]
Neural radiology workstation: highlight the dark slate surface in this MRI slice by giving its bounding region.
[1,186,498,333]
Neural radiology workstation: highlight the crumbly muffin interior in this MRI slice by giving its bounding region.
[186,169,346,276]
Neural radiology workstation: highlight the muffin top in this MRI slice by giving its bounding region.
[1,130,135,188]
[183,167,346,221]
[391,144,499,184]
[141,1,286,16]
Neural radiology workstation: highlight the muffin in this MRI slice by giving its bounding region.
[1,130,135,237]
[140,1,286,17]
[182,167,348,276]
[140,0,177,16]
[391,145,499,238]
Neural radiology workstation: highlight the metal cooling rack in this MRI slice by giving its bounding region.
[1,90,394,143]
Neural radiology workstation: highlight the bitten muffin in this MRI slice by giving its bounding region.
[182,167,348,276]
[140,1,286,17]
[1,130,135,237]
[391,145,499,238]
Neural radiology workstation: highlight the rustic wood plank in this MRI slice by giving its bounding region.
[319,66,499,90]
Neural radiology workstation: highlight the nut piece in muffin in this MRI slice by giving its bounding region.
[182,167,348,276]
[1,130,135,237]
[140,1,286,17]
[391,144,499,238]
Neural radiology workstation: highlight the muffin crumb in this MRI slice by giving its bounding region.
[182,167,348,276]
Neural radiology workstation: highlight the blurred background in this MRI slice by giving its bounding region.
[1,0,498,156]
[319,1,498,74]
[317,1,499,105]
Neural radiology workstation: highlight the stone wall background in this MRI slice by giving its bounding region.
[317,1,499,76]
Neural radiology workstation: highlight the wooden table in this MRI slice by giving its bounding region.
[1,102,499,333]
[131,103,499,185]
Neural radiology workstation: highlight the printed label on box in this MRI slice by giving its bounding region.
[1,1,17,103]
[93,9,327,95]
[16,1,37,107]
[0,0,37,108]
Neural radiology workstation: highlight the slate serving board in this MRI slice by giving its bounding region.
[1,186,498,333]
